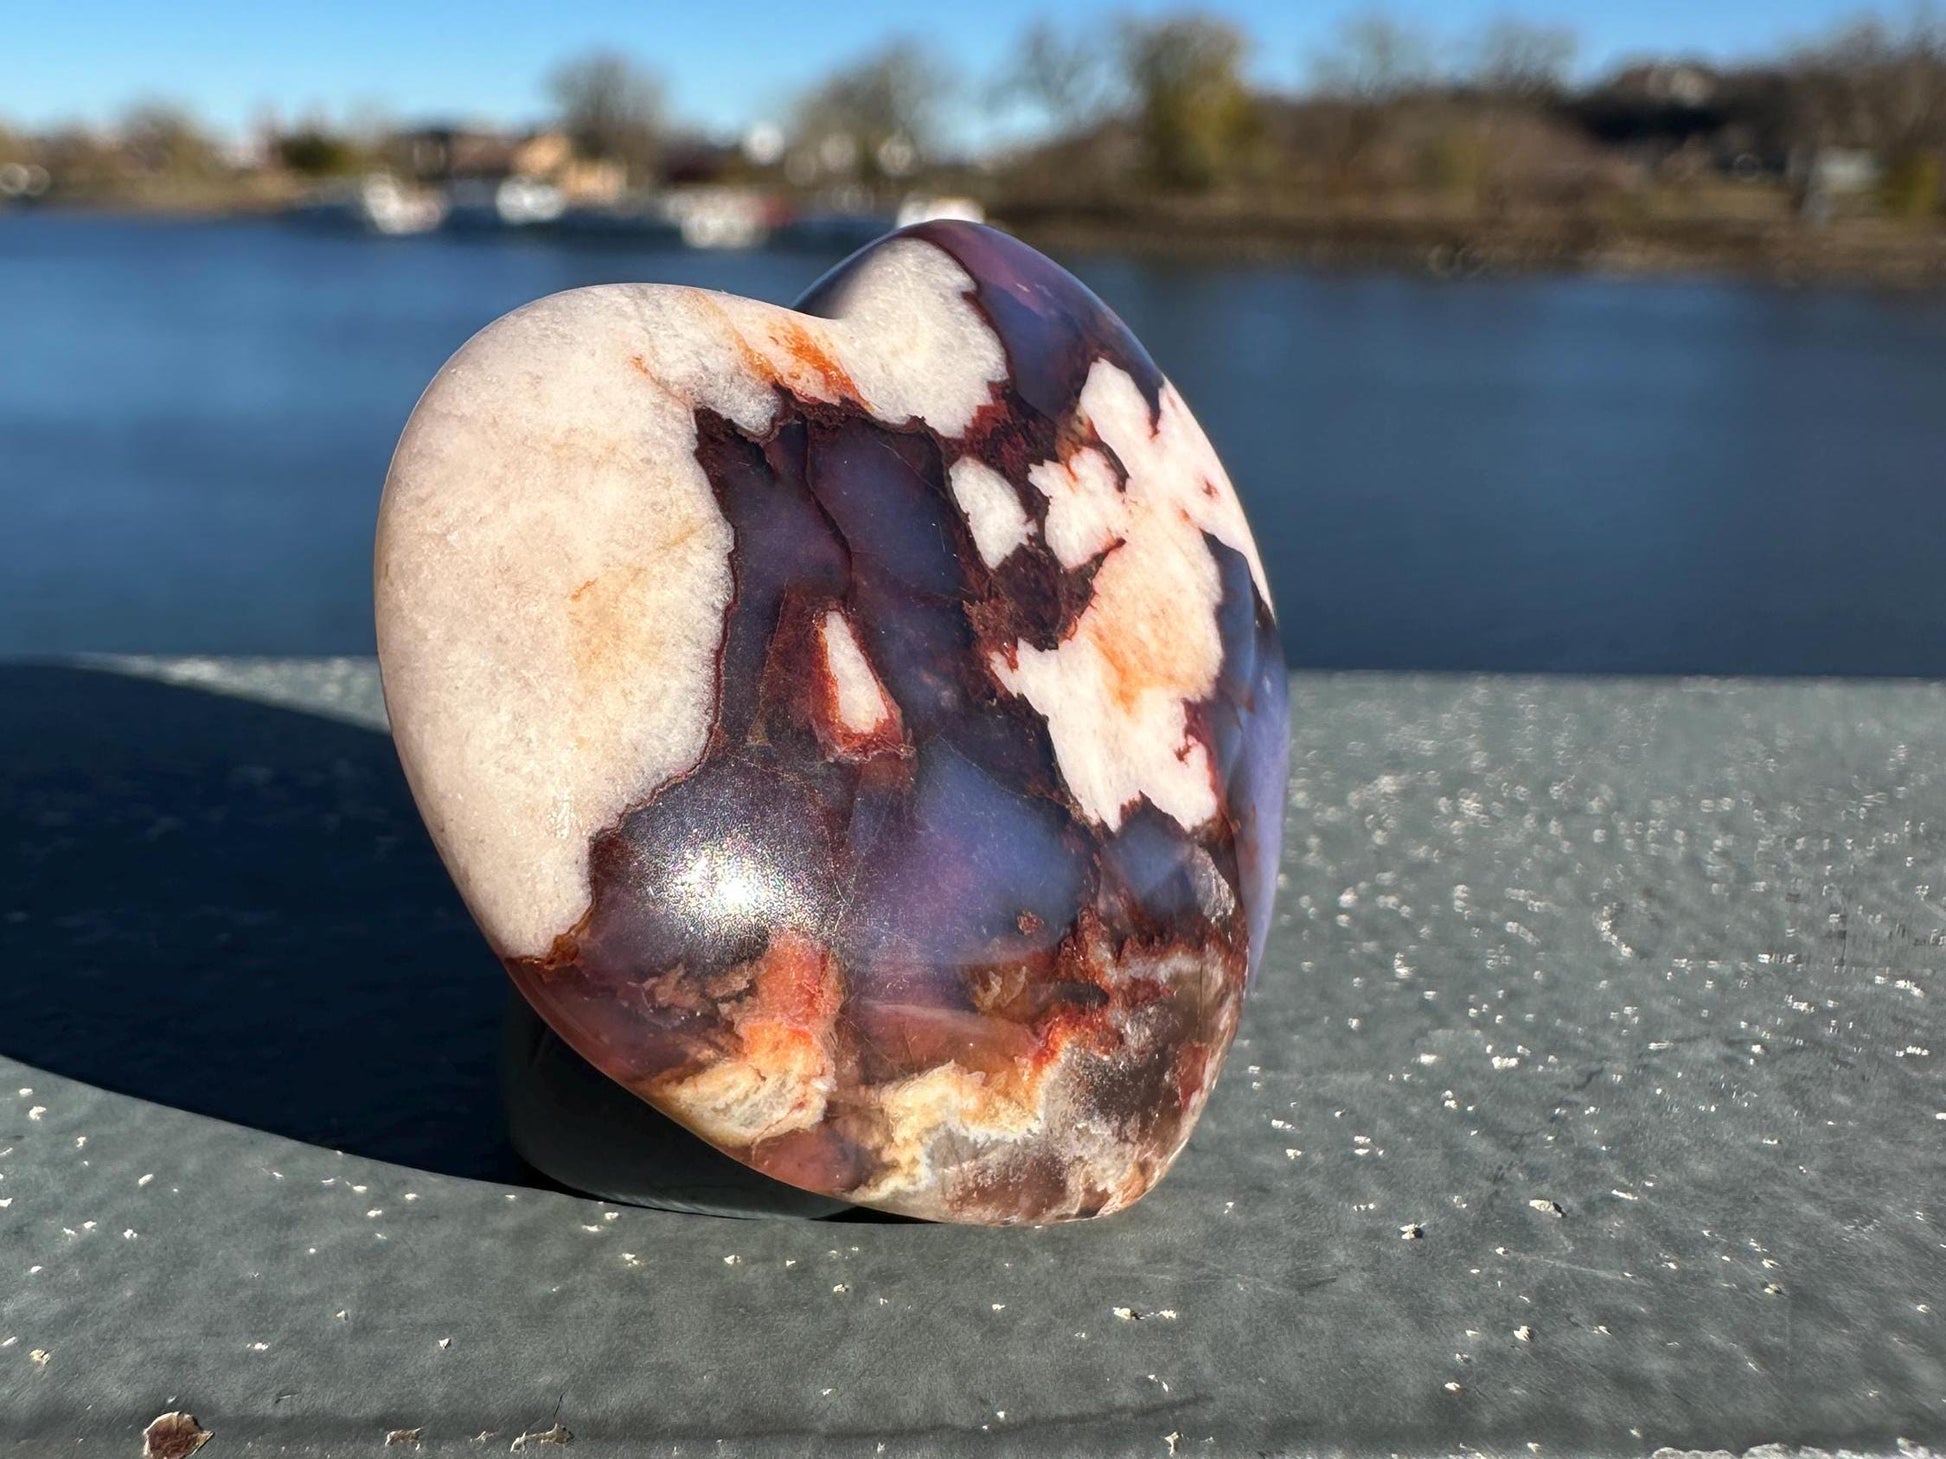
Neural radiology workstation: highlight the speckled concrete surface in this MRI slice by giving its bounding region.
[1,660,1941,1456]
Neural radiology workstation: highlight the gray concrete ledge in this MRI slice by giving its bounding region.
[1,659,1942,1455]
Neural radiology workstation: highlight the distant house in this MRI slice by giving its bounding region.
[1567,61,1817,181]
[1573,63,1729,162]
[661,139,747,187]
[1627,63,1718,110]
[1804,148,1882,194]
[510,131,572,179]
[395,125,623,203]
[396,126,518,182]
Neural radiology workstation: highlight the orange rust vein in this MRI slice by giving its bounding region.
[772,318,857,400]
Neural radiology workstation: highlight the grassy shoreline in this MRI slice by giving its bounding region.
[1000,200,1946,288]
[12,193,1946,288]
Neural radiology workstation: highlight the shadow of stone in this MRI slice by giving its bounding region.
[0,662,919,1220]
[0,662,528,1181]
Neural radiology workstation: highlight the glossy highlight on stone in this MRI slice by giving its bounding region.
[375,222,1289,1224]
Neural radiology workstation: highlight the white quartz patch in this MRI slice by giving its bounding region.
[1086,366,1270,606]
[991,360,1272,834]
[818,609,896,734]
[796,240,1007,437]
[377,248,1004,958]
[1028,447,1124,568]
[948,458,1034,567]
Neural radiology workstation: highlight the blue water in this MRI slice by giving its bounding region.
[4,211,1945,674]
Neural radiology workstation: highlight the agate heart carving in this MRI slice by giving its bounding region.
[376,223,1287,1223]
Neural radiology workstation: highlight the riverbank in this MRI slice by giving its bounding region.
[1000,198,1946,288]
[13,191,1946,288]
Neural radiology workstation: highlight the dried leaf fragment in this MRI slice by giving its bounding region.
[143,1411,212,1459]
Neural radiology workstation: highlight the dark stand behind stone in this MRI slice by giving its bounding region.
[500,993,852,1219]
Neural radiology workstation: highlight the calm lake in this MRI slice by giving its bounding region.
[4,212,1944,674]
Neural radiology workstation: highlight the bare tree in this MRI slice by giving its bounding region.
[793,40,954,182]
[1312,11,1440,102]
[1120,13,1256,189]
[549,51,664,182]
[998,19,1117,137]
[1781,7,1946,213]
[116,102,221,178]
[1470,17,1579,101]
[1812,8,1946,145]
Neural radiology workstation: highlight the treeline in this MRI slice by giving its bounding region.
[3,6,1944,224]
[992,8,1946,217]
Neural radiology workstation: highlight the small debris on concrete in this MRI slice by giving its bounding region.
[142,1411,211,1459]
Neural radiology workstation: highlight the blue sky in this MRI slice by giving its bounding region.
[5,0,1876,140]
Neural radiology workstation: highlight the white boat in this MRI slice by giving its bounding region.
[0,162,51,201]
[494,178,566,226]
[291,175,446,236]
[662,187,771,250]
[360,176,447,235]
[445,177,566,230]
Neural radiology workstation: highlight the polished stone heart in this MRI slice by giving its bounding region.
[376,223,1288,1223]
